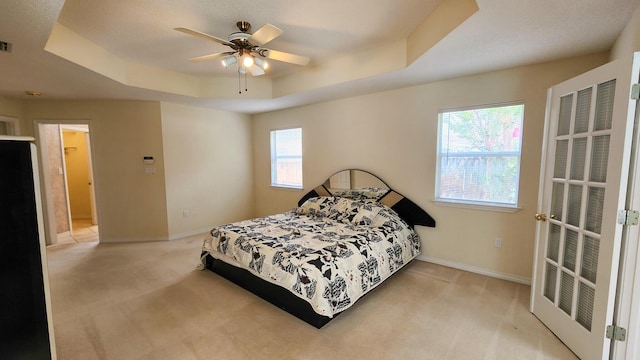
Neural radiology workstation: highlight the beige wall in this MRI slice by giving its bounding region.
[161,102,254,239]
[0,97,25,135]
[252,52,609,281]
[3,99,256,243]
[24,100,169,242]
[0,24,626,280]
[0,97,24,121]
[611,5,640,61]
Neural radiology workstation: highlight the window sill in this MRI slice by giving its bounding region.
[270,184,304,191]
[432,199,522,213]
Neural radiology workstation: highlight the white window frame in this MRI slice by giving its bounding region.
[270,127,303,189]
[0,116,20,135]
[434,102,524,212]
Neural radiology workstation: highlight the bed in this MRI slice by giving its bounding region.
[199,169,435,328]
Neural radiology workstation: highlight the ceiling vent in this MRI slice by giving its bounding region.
[0,41,12,53]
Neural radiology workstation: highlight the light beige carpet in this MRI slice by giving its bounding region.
[46,235,577,359]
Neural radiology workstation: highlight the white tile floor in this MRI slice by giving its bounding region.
[55,218,99,244]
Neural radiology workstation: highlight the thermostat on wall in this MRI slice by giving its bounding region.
[143,156,154,165]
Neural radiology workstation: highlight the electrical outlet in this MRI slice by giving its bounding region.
[495,237,502,248]
[182,210,189,218]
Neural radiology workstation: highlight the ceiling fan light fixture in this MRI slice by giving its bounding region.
[176,21,309,94]
[221,55,237,68]
[242,54,254,68]
[254,57,268,70]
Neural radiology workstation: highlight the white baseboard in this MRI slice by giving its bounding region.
[99,229,210,243]
[168,228,210,241]
[416,254,531,285]
[100,236,169,243]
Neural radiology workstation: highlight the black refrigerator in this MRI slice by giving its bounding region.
[0,137,56,359]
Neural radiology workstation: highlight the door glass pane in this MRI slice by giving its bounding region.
[563,230,578,272]
[545,263,558,302]
[570,137,587,180]
[590,135,610,183]
[567,185,582,227]
[585,187,605,234]
[581,236,599,283]
[559,271,575,315]
[574,88,592,134]
[558,94,573,136]
[593,79,616,131]
[548,223,561,262]
[551,182,564,221]
[554,140,569,178]
[577,282,595,331]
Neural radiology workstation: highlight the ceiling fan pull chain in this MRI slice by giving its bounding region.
[245,71,248,93]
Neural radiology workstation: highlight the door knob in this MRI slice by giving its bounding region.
[535,213,547,221]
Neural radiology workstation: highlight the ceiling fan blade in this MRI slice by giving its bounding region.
[248,65,265,76]
[248,24,283,45]
[174,27,233,47]
[188,52,235,62]
[262,49,310,66]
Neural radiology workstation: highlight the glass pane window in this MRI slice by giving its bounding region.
[558,94,573,136]
[574,88,592,134]
[270,128,303,188]
[436,103,524,207]
[554,140,568,179]
[544,263,558,302]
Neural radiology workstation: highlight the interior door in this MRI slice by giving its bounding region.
[84,131,98,225]
[531,52,640,360]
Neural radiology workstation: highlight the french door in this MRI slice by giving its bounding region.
[531,53,640,360]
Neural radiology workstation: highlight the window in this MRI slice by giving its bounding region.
[0,116,19,136]
[436,103,524,208]
[270,128,303,188]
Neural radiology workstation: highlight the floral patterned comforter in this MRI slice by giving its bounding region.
[201,196,421,317]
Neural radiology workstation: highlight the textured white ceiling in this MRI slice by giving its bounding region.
[56,0,442,77]
[0,0,639,114]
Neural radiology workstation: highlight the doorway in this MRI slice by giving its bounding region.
[35,121,99,245]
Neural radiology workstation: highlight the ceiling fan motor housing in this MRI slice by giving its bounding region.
[229,32,251,45]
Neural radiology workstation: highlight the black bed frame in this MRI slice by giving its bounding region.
[202,252,418,329]
[203,253,337,328]
[200,170,435,329]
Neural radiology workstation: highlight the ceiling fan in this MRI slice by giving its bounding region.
[175,21,310,77]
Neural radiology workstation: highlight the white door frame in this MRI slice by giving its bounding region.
[33,119,100,245]
[613,100,640,359]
